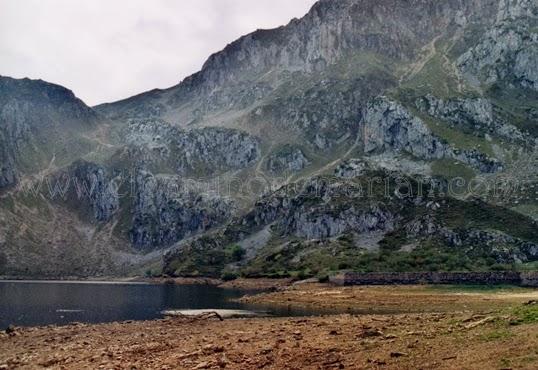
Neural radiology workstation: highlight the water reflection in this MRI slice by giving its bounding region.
[0,281,412,328]
[0,281,251,327]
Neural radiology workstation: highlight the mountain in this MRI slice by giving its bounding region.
[0,0,537,278]
[0,76,98,188]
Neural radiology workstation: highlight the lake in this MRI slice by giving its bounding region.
[0,280,330,328]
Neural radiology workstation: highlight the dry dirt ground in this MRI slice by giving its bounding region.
[239,283,538,313]
[145,277,293,290]
[1,284,538,369]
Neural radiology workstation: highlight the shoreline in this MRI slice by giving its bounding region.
[0,276,296,290]
[0,279,151,285]
[1,284,537,369]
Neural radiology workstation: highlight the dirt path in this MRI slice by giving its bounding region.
[399,35,442,85]
[254,143,274,178]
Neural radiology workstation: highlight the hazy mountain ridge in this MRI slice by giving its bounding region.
[0,76,99,189]
[0,0,537,277]
[95,0,499,121]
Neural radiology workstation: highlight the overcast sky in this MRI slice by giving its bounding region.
[0,0,316,106]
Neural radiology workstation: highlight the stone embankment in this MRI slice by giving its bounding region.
[331,271,538,287]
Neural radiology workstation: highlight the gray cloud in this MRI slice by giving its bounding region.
[0,0,316,106]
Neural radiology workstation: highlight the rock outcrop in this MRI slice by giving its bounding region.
[0,76,98,189]
[362,97,448,159]
[68,162,120,222]
[334,159,368,179]
[415,94,526,142]
[266,145,310,174]
[130,171,235,250]
[125,120,260,176]
[458,0,538,90]
[362,97,502,173]
[163,171,538,277]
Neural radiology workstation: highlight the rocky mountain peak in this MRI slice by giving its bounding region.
[193,0,499,86]
[0,76,99,190]
[97,0,505,122]
[0,76,95,119]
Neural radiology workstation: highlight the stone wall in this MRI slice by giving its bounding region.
[331,272,538,287]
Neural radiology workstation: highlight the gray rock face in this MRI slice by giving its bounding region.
[284,206,395,240]
[130,171,234,250]
[228,176,398,241]
[496,0,536,21]
[334,159,368,178]
[363,96,448,159]
[514,47,538,90]
[69,162,119,222]
[266,145,310,174]
[458,0,538,90]
[49,161,120,222]
[417,95,494,128]
[415,94,526,142]
[0,76,98,189]
[362,96,502,173]
[0,141,16,188]
[174,128,260,175]
[125,120,260,176]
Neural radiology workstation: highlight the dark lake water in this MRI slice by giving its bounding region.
[0,281,332,328]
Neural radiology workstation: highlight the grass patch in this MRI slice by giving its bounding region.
[510,304,538,325]
[415,109,496,157]
[431,159,476,182]
[394,35,478,101]
[512,205,538,221]
[518,261,538,272]
[439,198,538,243]
[401,53,463,99]
[480,329,514,342]
[427,284,530,293]
[487,84,538,138]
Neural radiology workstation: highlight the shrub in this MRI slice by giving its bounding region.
[221,271,239,281]
[317,272,330,283]
[225,245,246,262]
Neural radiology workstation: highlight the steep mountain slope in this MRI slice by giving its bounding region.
[0,0,537,277]
[95,0,536,180]
[0,76,99,189]
[0,78,135,276]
